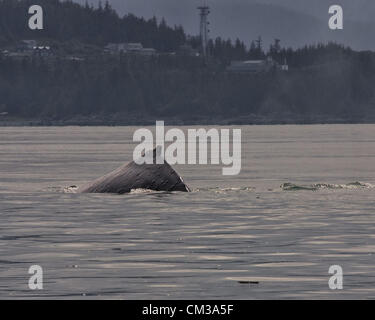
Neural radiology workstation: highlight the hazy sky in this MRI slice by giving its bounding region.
[78,0,375,22]
[76,0,375,50]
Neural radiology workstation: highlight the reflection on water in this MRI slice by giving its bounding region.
[0,125,375,299]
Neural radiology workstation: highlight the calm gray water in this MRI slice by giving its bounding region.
[1,125,375,299]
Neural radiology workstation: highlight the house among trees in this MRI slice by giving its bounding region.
[226,38,289,74]
[19,40,37,51]
[5,40,53,60]
[140,48,157,56]
[104,42,157,56]
[177,44,200,57]
[33,46,52,58]
[4,40,39,59]
[281,57,289,71]
[227,56,288,73]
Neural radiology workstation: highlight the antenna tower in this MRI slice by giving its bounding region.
[197,3,210,59]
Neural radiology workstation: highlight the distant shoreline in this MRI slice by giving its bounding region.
[1,115,375,126]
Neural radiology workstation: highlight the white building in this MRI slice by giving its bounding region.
[281,58,289,71]
[227,57,288,73]
[227,60,272,73]
[19,40,37,50]
[139,48,157,56]
[125,43,143,52]
[104,43,156,56]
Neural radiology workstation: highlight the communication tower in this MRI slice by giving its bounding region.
[197,5,210,59]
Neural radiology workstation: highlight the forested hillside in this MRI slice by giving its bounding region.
[0,0,186,51]
[0,0,375,125]
[1,46,375,125]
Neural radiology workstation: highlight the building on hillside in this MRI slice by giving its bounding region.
[177,44,200,57]
[33,46,52,57]
[227,59,273,73]
[104,43,125,54]
[5,42,54,60]
[6,52,33,60]
[18,40,38,51]
[125,43,143,53]
[280,57,289,71]
[139,48,157,56]
[227,56,288,73]
[104,42,156,56]
[64,56,85,61]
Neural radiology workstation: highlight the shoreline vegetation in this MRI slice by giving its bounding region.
[2,114,375,127]
[1,0,375,126]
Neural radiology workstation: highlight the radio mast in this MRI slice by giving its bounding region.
[197,3,210,59]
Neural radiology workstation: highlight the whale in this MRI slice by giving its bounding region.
[78,148,190,194]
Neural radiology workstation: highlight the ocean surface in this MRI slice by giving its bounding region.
[1,124,375,299]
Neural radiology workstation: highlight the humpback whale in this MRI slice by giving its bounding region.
[78,148,190,194]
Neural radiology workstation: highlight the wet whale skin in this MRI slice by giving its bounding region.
[78,150,190,194]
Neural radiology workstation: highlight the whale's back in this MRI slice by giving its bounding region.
[78,149,190,194]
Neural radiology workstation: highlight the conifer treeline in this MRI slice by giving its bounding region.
[0,0,291,63]
[0,0,375,124]
[1,48,374,122]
